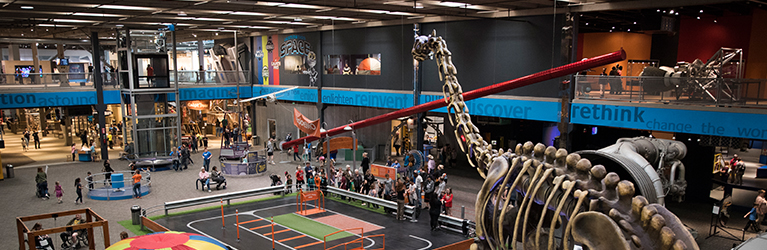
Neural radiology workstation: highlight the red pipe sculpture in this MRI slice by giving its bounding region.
[281,49,626,150]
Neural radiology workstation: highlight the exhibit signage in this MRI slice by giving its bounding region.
[293,108,321,138]
[570,103,767,140]
[0,90,121,108]
[253,86,562,122]
[322,136,357,154]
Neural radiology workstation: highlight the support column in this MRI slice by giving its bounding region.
[198,39,204,84]
[31,44,40,85]
[8,44,19,60]
[92,32,108,160]
[64,108,72,146]
[557,12,576,150]
[413,24,425,155]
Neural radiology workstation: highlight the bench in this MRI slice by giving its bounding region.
[196,178,227,191]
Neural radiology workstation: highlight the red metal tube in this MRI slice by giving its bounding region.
[282,49,626,149]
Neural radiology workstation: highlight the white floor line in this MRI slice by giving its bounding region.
[409,234,433,250]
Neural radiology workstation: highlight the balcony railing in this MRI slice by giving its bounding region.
[0,70,251,92]
[574,75,767,107]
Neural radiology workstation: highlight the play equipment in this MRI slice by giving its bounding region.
[324,228,385,250]
[88,170,151,201]
[219,142,251,161]
[220,151,267,176]
[106,231,227,250]
[409,28,698,250]
[296,189,325,216]
[17,208,110,250]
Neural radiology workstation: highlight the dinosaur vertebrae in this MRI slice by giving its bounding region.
[412,30,698,250]
[475,143,698,250]
[412,30,495,179]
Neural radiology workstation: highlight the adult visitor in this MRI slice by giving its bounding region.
[202,148,212,171]
[32,130,40,149]
[36,167,49,200]
[132,170,142,198]
[103,160,114,186]
[429,192,442,231]
[395,179,406,221]
[267,138,276,164]
[756,190,767,231]
[361,152,370,175]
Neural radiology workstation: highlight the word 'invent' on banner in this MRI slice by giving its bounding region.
[293,108,321,138]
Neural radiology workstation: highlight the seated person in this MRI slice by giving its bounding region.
[60,214,86,246]
[31,223,54,250]
[198,167,211,192]
[120,144,134,159]
[391,160,401,169]
[210,166,227,189]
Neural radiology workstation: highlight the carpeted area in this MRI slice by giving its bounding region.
[272,213,353,242]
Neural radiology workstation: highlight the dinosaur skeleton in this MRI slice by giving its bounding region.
[412,30,699,250]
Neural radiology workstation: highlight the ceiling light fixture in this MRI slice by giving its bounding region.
[633,21,636,24]
[231,11,268,16]
[193,34,197,37]
[151,10,162,15]
[700,10,703,13]
[264,16,277,19]
[99,5,155,11]
[316,8,333,12]
[279,3,323,9]
[407,15,425,19]
[439,1,469,7]
[73,13,123,17]
[294,17,302,21]
[307,25,319,28]
[476,10,499,14]
[585,22,588,25]
[116,24,124,27]
[352,20,367,24]
[714,19,717,23]
[697,16,701,20]
[178,12,187,16]
[413,3,423,9]
[21,6,33,10]
[215,32,218,35]
[223,21,234,24]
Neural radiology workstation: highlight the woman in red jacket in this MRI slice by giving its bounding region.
[442,188,453,216]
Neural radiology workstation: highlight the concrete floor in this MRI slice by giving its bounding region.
[0,130,763,249]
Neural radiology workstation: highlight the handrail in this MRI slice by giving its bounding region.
[325,186,415,215]
[324,228,363,250]
[162,185,285,215]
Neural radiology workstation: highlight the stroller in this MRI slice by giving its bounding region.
[60,229,88,249]
[270,174,282,195]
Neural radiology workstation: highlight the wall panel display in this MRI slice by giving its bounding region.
[323,54,382,75]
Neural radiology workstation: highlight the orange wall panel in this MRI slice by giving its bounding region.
[746,9,767,99]
[580,32,652,75]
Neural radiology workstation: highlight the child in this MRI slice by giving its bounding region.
[86,172,94,190]
[55,181,64,204]
[285,172,293,194]
[74,178,83,204]
[744,203,761,232]
[295,166,304,191]
[442,188,454,216]
[22,138,28,152]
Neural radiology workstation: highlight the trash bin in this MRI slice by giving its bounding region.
[5,164,13,179]
[253,135,259,146]
[131,205,141,225]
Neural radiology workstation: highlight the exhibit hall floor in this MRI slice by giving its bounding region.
[0,133,763,249]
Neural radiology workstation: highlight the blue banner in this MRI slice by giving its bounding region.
[0,90,121,108]
[570,103,767,140]
[253,86,560,122]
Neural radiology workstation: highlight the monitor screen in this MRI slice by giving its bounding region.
[59,58,69,66]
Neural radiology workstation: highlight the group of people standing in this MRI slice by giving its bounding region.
[716,154,747,185]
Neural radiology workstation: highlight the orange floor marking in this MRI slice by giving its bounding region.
[237,219,262,225]
[264,228,291,236]
[278,234,307,243]
[294,241,323,249]
[249,224,273,230]
[313,214,383,234]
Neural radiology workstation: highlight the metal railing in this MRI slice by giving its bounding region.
[0,70,252,92]
[160,185,285,215]
[86,170,152,201]
[0,72,119,91]
[141,182,473,236]
[574,75,767,107]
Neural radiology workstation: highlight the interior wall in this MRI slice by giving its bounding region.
[745,9,767,99]
[676,14,752,63]
[420,16,564,97]
[579,32,652,75]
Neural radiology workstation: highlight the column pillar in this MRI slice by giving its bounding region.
[31,43,40,84]
[8,44,19,60]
